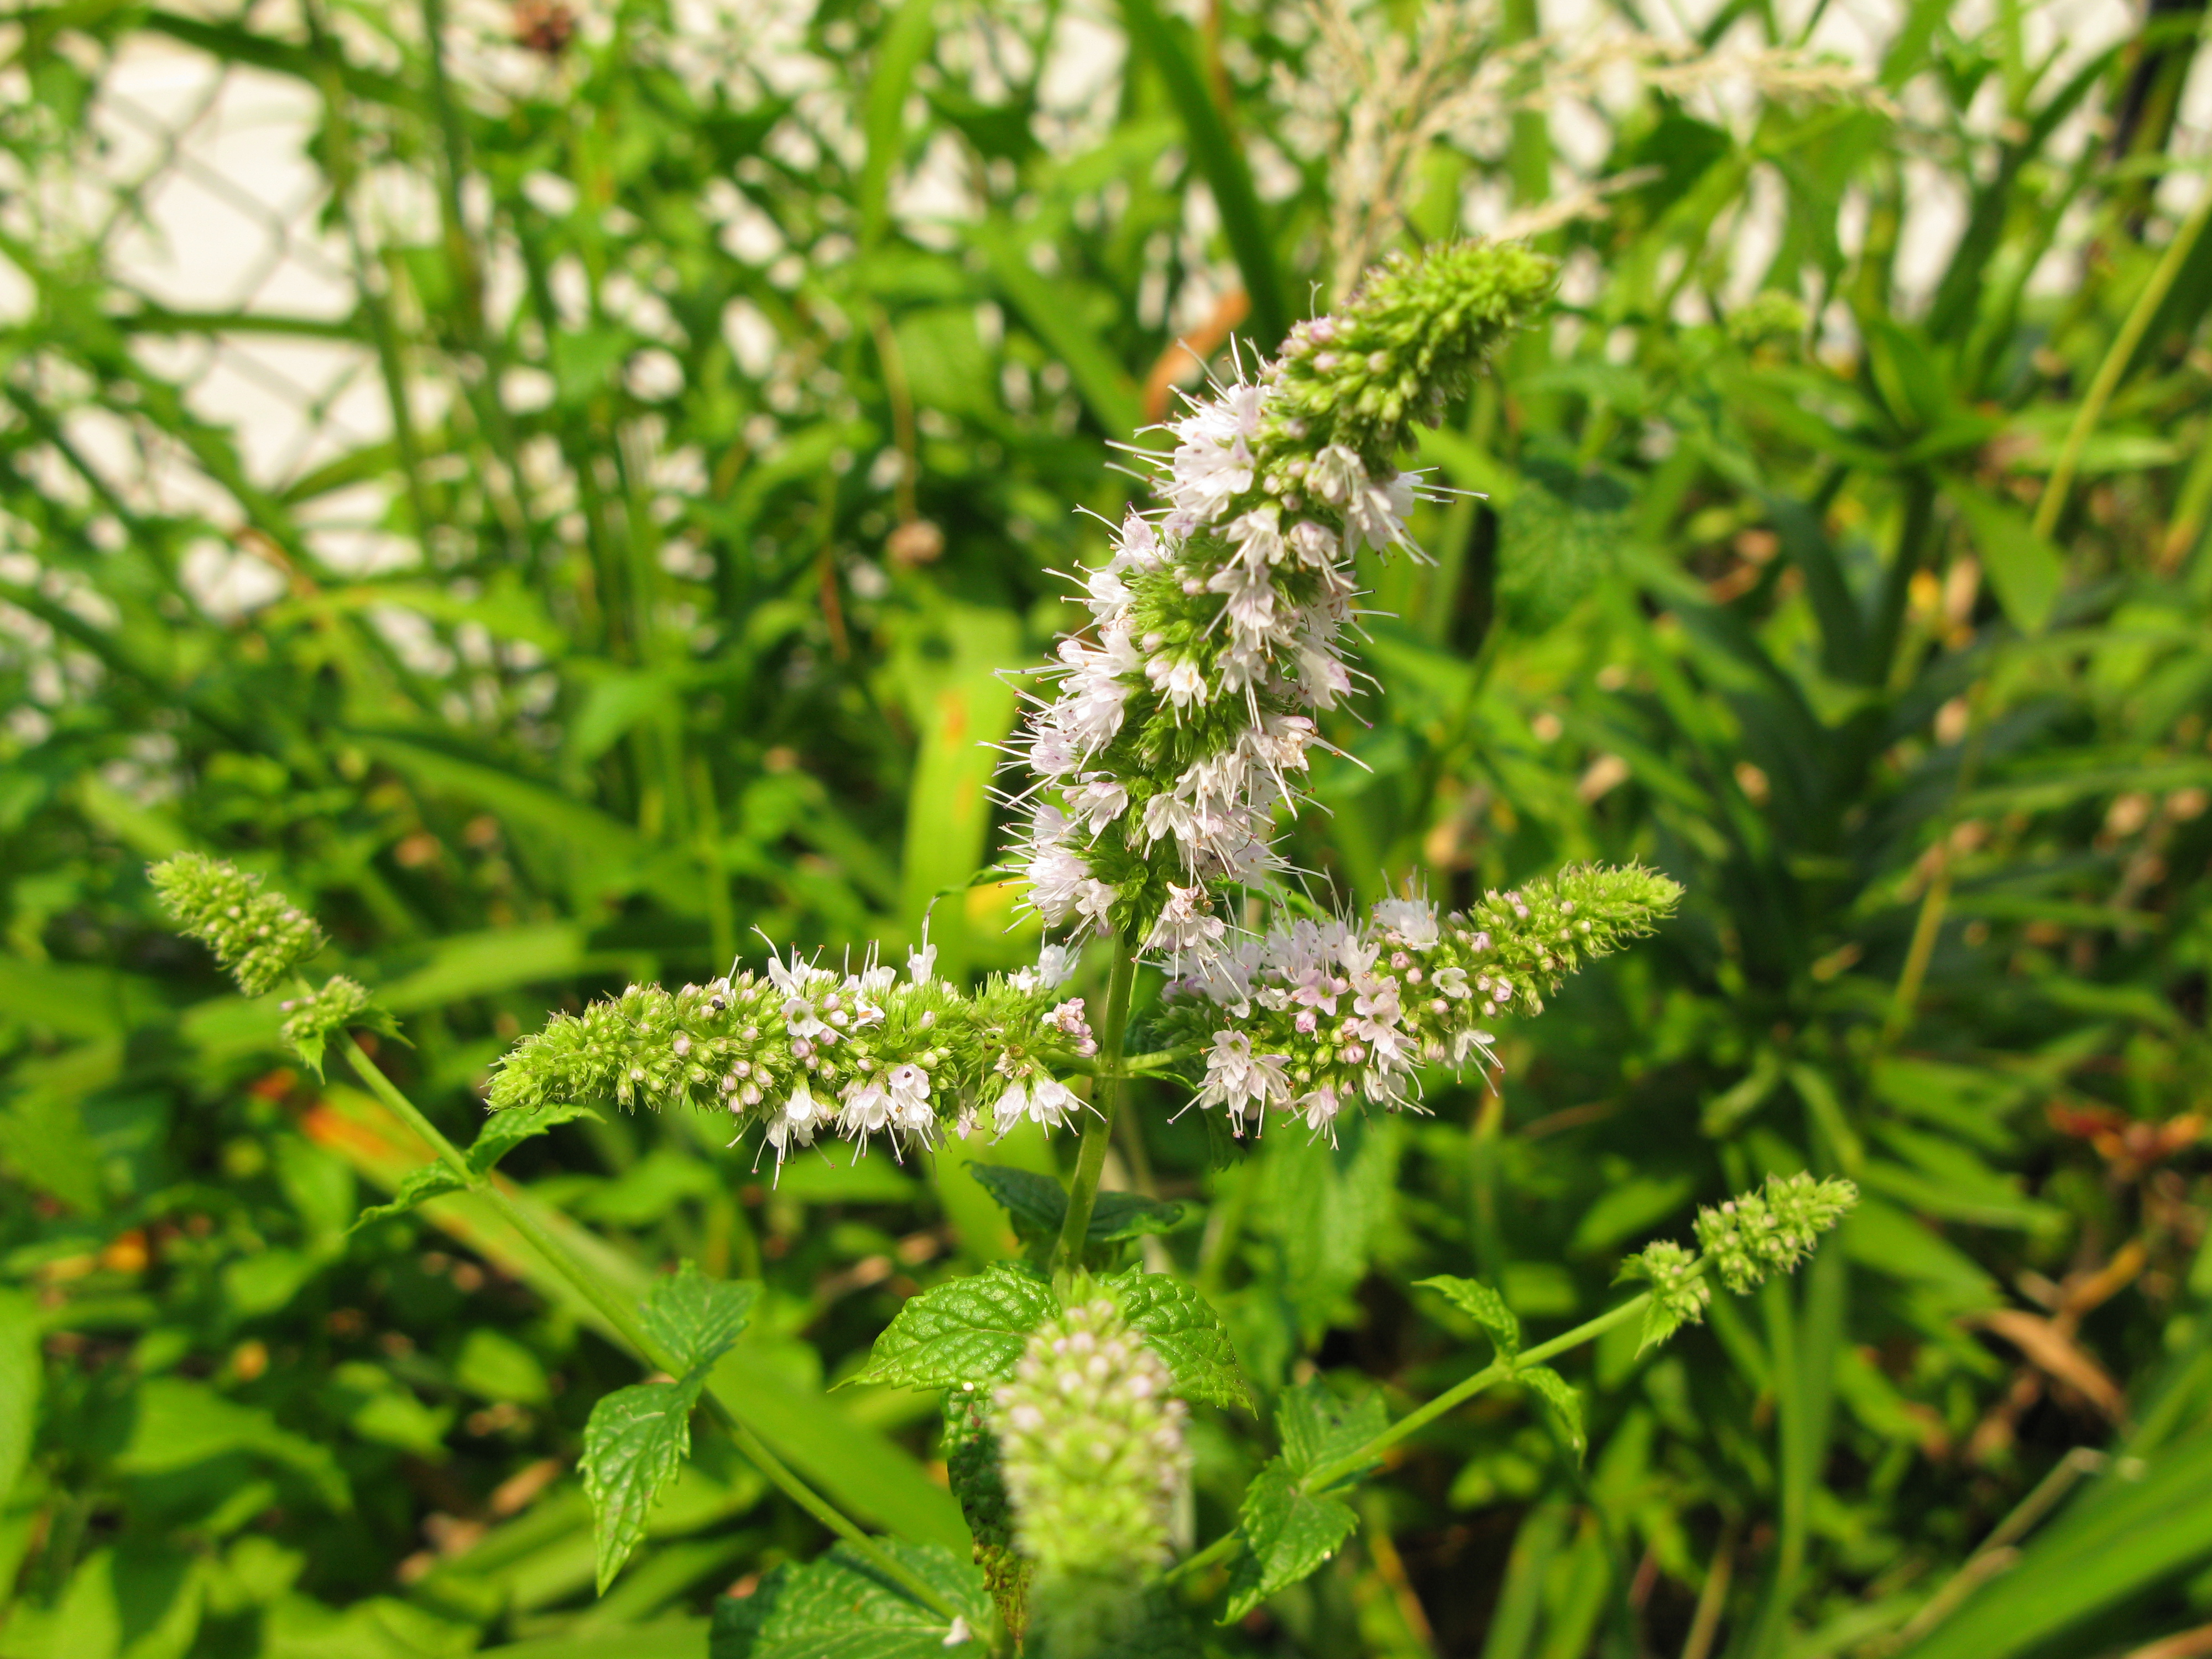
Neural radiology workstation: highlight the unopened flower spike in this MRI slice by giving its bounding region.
[1619,1172,1859,1351]
[151,852,325,996]
[993,1291,1190,1652]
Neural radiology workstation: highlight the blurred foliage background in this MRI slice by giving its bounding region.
[3,0,2212,1654]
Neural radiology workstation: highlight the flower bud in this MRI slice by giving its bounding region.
[994,1295,1190,1651]
[150,854,324,995]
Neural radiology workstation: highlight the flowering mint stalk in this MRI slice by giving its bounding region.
[1154,865,1681,1140]
[486,941,1097,1175]
[993,1291,1191,1655]
[1013,242,1556,959]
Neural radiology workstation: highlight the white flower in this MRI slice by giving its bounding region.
[1196,1028,1287,1121]
[767,1081,827,1159]
[1226,503,1285,567]
[1373,897,1439,950]
[837,1079,893,1140]
[1026,1075,1079,1129]
[1307,444,1365,507]
[992,1079,1031,1136]
[1287,519,1338,567]
[885,1063,933,1136]
[1433,964,1471,999]
[1146,883,1227,958]
[1036,946,1077,989]
[1145,654,1210,711]
[1068,777,1129,834]
[993,1073,1079,1136]
[1294,1086,1342,1139]
[1141,791,1197,851]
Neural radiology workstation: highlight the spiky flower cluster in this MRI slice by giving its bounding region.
[150,853,325,995]
[1012,243,1555,959]
[994,1295,1190,1633]
[1693,1172,1860,1294]
[487,941,1098,1168]
[1152,866,1681,1140]
[1620,1239,1709,1332]
[278,974,372,1073]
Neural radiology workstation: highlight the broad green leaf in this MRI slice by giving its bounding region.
[1520,1366,1587,1460]
[582,1379,704,1593]
[1275,1379,1389,1481]
[967,1165,1184,1248]
[0,1290,37,1513]
[854,1262,1057,1391]
[1222,1462,1358,1623]
[1105,1268,1247,1410]
[641,1263,759,1378]
[0,1545,204,1659]
[349,1161,468,1232]
[114,1378,348,1510]
[453,1328,551,1407]
[1415,1275,1522,1358]
[708,1541,989,1658]
[1943,481,2064,634]
[466,1099,601,1175]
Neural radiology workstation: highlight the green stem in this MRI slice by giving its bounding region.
[1162,1528,1243,1585]
[331,1032,958,1621]
[1300,1291,1657,1496]
[1053,936,1138,1282]
[2036,183,2212,542]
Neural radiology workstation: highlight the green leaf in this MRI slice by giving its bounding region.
[1943,481,2064,634]
[1222,1462,1358,1623]
[854,1262,1058,1391]
[708,1541,989,1657]
[1639,1297,1692,1355]
[582,1379,705,1594]
[1275,1379,1390,1481]
[348,1162,468,1232]
[967,1165,1185,1249]
[468,1100,602,1175]
[1105,1268,1248,1410]
[1519,1366,1587,1460]
[641,1262,759,1379]
[1414,1275,1522,1359]
[1115,0,1288,342]
[0,1290,39,1514]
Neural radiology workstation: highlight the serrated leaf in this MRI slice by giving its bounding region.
[967,1164,1065,1240]
[1091,1190,1188,1243]
[1520,1366,1586,1460]
[855,1262,1057,1390]
[1640,1297,1691,1354]
[1275,1379,1389,1481]
[969,1165,1186,1249]
[640,1261,758,1379]
[582,1376,703,1593]
[1105,1268,1247,1410]
[348,1161,468,1232]
[709,1540,990,1658]
[468,1099,602,1175]
[1222,1460,1358,1622]
[1415,1274,1521,1358]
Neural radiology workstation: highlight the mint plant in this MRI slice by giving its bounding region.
[149,243,1858,1657]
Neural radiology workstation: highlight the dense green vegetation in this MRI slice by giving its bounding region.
[3,0,2211,1655]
